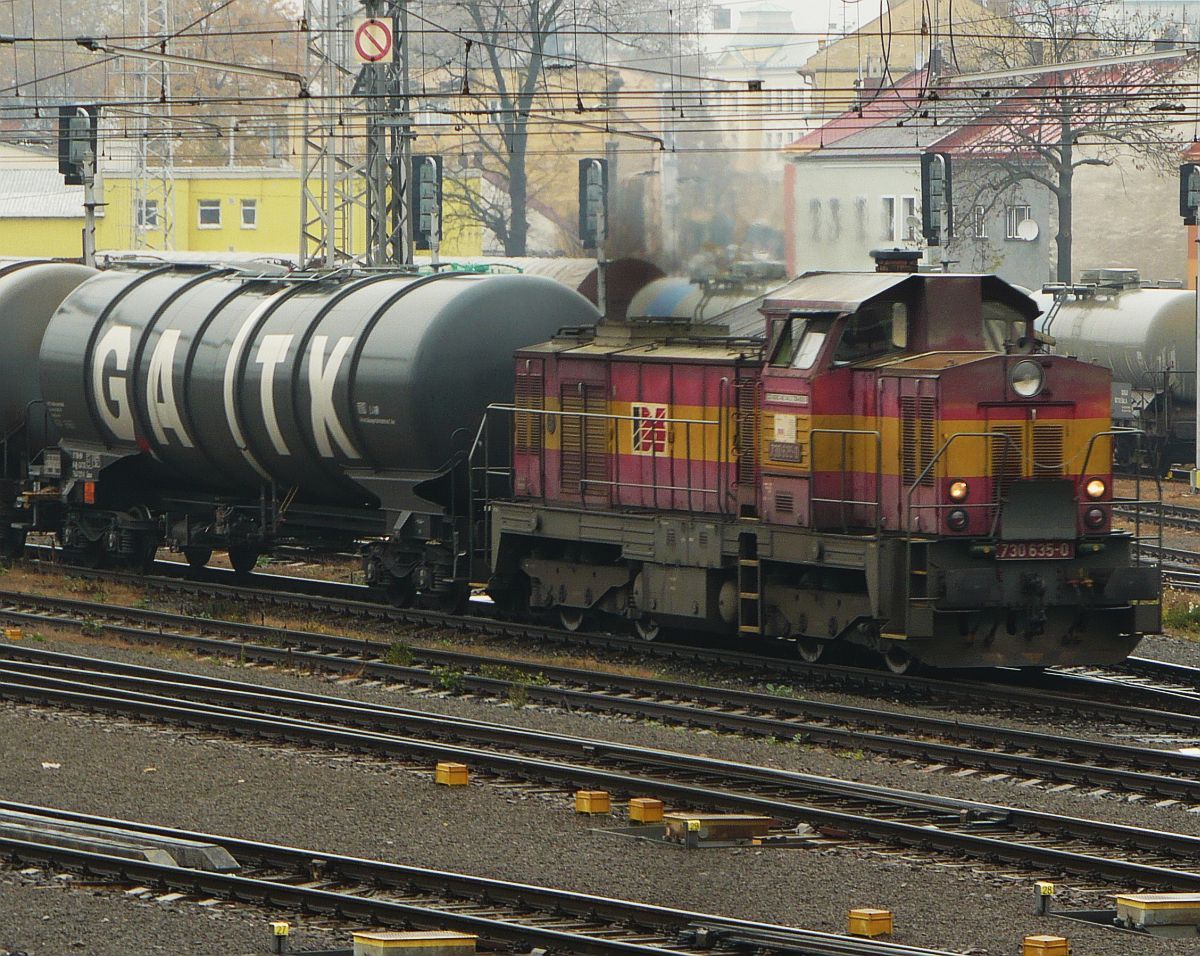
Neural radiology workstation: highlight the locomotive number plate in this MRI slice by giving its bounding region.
[996,541,1075,560]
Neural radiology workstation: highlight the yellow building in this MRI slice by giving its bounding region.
[0,143,482,261]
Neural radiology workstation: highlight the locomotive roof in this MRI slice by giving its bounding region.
[763,271,1041,320]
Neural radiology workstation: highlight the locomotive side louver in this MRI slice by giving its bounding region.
[901,396,937,487]
[1033,423,1065,477]
[990,425,1025,496]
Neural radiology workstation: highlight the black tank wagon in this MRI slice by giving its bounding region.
[14,263,599,592]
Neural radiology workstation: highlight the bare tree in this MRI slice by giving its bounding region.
[949,0,1186,281]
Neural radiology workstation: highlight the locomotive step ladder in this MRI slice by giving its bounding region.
[737,533,762,635]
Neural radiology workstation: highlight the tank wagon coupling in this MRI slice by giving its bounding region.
[12,263,599,580]
[487,269,1163,671]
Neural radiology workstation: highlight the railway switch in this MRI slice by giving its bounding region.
[352,930,477,956]
[847,909,893,937]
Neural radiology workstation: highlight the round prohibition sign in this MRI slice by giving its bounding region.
[355,18,392,62]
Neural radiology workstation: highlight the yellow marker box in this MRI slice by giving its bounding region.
[848,909,893,938]
[434,761,469,786]
[574,790,611,814]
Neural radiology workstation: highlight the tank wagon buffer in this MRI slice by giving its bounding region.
[5,262,600,595]
[489,271,1162,670]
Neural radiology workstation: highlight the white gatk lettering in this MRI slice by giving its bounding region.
[144,329,193,447]
[92,324,135,442]
[308,335,360,459]
[255,334,294,455]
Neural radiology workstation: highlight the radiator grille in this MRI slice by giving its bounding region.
[900,396,937,487]
[560,384,609,495]
[735,380,761,485]
[513,367,544,454]
[990,425,1025,494]
[775,491,795,514]
[1032,423,1065,477]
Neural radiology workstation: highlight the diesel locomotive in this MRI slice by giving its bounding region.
[0,256,1162,671]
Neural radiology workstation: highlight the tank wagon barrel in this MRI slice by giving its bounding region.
[39,266,601,513]
[1034,282,1196,470]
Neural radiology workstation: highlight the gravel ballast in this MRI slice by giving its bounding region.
[2,631,1200,955]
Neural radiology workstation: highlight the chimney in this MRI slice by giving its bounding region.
[870,248,921,273]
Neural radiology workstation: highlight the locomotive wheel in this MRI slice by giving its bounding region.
[559,607,586,632]
[797,638,825,663]
[632,617,660,641]
[228,546,258,575]
[183,547,212,570]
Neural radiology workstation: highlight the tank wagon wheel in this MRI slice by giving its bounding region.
[228,546,258,576]
[883,646,916,675]
[2,530,27,561]
[183,547,212,571]
[559,607,587,632]
[632,617,661,642]
[796,638,825,663]
[69,539,106,569]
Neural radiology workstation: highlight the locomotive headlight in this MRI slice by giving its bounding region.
[1085,478,1106,499]
[947,509,969,531]
[1085,507,1107,529]
[949,480,969,502]
[1010,359,1044,398]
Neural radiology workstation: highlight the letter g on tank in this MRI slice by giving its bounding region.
[92,324,136,442]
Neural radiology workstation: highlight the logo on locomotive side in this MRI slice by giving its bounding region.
[91,321,362,462]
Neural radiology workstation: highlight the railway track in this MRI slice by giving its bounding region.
[3,802,948,956]
[12,592,1200,798]
[9,646,1200,891]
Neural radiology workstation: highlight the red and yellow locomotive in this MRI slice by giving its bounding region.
[488,266,1161,670]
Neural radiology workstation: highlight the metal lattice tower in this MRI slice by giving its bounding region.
[132,0,175,250]
[300,0,411,267]
[300,0,364,267]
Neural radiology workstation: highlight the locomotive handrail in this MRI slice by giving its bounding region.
[1077,427,1163,568]
[807,428,882,534]
[485,403,725,514]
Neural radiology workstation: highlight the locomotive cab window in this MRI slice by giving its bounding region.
[983,301,1032,352]
[769,312,834,370]
[833,300,908,364]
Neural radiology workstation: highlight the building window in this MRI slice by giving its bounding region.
[1006,204,1033,240]
[136,198,159,230]
[855,196,867,240]
[197,199,221,229]
[241,199,257,229]
[809,198,822,242]
[973,204,987,239]
[881,196,896,241]
[902,196,917,241]
[828,197,841,241]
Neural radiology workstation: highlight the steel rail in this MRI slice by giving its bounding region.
[9,655,1200,889]
[0,581,1183,730]
[0,801,960,956]
[7,632,1200,803]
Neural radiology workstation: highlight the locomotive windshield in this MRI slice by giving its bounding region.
[833,299,908,364]
[983,301,1031,351]
[770,313,834,370]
